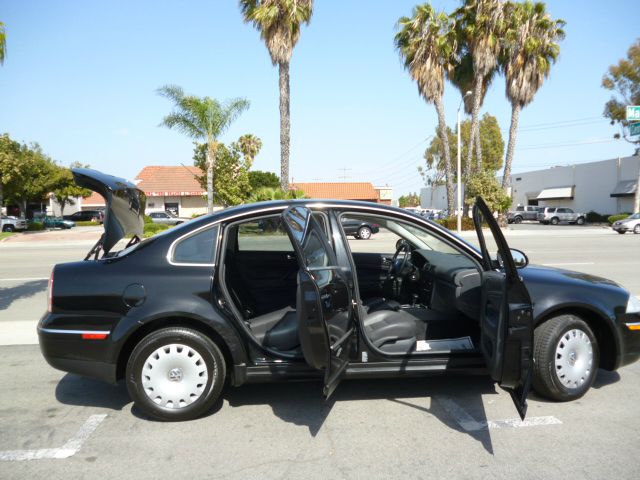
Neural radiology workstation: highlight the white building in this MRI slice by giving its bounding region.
[420,155,639,215]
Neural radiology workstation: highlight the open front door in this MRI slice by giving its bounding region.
[473,197,534,419]
[281,206,356,398]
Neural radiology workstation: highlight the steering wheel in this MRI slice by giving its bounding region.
[387,240,411,281]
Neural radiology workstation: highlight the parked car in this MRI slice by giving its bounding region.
[340,216,380,239]
[63,209,104,224]
[1,215,27,232]
[41,216,75,229]
[39,168,640,422]
[148,211,189,226]
[612,213,640,234]
[538,207,586,225]
[507,205,540,224]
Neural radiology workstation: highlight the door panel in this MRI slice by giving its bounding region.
[473,197,534,419]
[282,206,356,397]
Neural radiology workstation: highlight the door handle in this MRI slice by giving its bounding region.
[286,254,296,261]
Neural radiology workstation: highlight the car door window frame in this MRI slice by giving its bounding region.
[167,223,221,267]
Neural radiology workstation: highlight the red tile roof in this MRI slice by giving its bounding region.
[291,182,379,201]
[135,166,205,197]
[82,191,105,206]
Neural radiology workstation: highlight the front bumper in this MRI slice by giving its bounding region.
[38,313,117,384]
[613,225,630,232]
[619,313,640,368]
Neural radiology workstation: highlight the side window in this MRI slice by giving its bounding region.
[237,216,294,252]
[566,208,574,213]
[516,206,524,211]
[172,225,219,264]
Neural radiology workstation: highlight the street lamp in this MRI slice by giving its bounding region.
[457,90,472,233]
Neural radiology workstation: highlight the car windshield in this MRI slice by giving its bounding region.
[628,213,640,219]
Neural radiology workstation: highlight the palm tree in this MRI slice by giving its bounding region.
[0,22,6,66]
[500,1,565,188]
[157,85,249,213]
[455,0,505,173]
[239,0,313,191]
[396,4,457,216]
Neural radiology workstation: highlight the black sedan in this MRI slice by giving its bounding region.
[340,217,380,240]
[39,169,640,421]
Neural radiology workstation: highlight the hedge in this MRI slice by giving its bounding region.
[436,217,476,231]
[608,213,632,224]
[76,221,101,227]
[26,222,45,231]
[142,223,170,238]
[586,211,611,223]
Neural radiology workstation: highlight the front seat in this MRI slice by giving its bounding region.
[363,309,417,353]
[249,307,300,351]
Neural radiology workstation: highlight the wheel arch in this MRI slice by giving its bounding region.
[535,304,620,370]
[115,315,246,382]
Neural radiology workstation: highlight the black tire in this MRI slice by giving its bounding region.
[2,224,14,232]
[576,217,585,225]
[533,315,599,402]
[514,216,523,224]
[634,224,640,234]
[126,327,226,421]
[550,217,559,225]
[617,230,626,234]
[357,226,372,240]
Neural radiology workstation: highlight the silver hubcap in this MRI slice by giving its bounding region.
[360,228,371,239]
[554,329,593,389]
[142,344,209,409]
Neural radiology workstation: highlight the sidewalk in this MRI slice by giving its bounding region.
[1,226,103,244]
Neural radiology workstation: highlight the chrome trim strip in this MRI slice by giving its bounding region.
[39,328,111,335]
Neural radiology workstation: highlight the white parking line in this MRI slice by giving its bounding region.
[541,262,595,267]
[0,414,107,461]
[0,277,48,282]
[437,397,561,431]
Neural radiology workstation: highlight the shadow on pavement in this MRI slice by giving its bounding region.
[225,375,498,453]
[592,369,621,389]
[55,374,131,411]
[0,279,48,310]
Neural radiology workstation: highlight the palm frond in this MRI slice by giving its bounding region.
[0,22,7,65]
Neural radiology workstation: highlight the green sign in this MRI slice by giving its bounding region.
[630,122,640,137]
[626,105,640,121]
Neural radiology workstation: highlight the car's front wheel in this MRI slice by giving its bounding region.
[126,327,226,421]
[634,224,640,234]
[513,216,523,224]
[550,217,559,225]
[617,230,626,234]
[576,217,585,225]
[533,315,599,402]
[2,224,14,232]
[357,226,372,240]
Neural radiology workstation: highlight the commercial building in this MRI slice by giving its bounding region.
[50,166,209,217]
[420,155,639,215]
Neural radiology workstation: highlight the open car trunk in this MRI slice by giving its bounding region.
[72,168,146,258]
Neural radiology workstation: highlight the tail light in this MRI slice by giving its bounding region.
[48,270,54,313]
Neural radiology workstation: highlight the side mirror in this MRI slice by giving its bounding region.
[496,248,529,269]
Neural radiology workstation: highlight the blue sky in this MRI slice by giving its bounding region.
[1,0,639,197]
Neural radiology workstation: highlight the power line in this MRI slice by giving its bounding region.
[516,138,616,150]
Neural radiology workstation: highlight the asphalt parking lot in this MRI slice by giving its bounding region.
[1,224,639,479]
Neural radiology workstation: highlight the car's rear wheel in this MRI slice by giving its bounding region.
[357,226,372,240]
[2,224,14,232]
[617,230,626,234]
[550,217,559,225]
[576,217,585,225]
[533,315,599,402]
[514,216,523,224]
[634,224,640,234]
[126,327,226,421]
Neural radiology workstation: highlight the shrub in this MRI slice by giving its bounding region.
[76,221,101,227]
[27,222,45,231]
[142,222,170,238]
[436,216,476,231]
[585,211,611,223]
[143,215,154,225]
[608,213,632,224]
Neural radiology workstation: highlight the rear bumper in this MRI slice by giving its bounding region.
[38,313,117,384]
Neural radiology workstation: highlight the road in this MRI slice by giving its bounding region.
[1,225,639,479]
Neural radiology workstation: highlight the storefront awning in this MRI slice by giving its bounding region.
[536,186,574,200]
[610,180,637,197]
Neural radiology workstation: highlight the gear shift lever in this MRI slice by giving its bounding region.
[411,293,419,307]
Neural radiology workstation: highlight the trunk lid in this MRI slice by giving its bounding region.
[72,168,146,254]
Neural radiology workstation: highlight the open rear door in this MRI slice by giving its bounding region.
[281,206,356,398]
[473,197,534,419]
